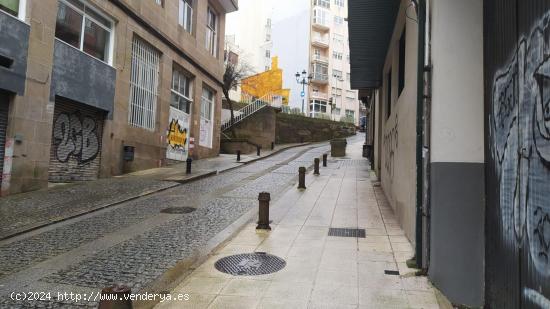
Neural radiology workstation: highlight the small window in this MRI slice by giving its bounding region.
[332,69,342,80]
[265,49,271,58]
[334,15,343,25]
[334,0,344,7]
[155,0,164,7]
[314,0,330,9]
[201,87,214,120]
[179,0,192,33]
[171,67,193,114]
[332,51,342,60]
[206,7,218,56]
[55,0,114,64]
[0,0,22,18]
[398,28,406,96]
[386,69,392,119]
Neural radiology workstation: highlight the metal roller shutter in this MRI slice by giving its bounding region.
[48,97,105,182]
[0,92,9,182]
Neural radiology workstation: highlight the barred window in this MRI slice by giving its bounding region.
[128,37,160,130]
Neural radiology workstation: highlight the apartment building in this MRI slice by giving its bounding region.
[309,0,360,124]
[225,0,273,74]
[0,0,237,195]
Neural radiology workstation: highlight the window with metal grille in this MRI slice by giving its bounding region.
[171,66,193,114]
[179,0,192,33]
[128,37,160,130]
[206,7,217,56]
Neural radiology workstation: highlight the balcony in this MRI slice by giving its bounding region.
[312,18,330,32]
[311,72,329,84]
[311,34,329,48]
[310,91,329,100]
[311,53,329,64]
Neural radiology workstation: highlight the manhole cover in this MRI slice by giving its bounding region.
[328,228,366,238]
[215,252,286,276]
[160,207,196,214]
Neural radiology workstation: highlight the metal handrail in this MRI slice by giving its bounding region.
[222,93,277,131]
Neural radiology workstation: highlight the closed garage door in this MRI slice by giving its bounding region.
[0,92,9,182]
[48,98,105,182]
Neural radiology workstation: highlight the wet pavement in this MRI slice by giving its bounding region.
[0,138,353,308]
[155,136,450,309]
[0,143,307,240]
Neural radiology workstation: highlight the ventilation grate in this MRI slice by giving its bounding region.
[328,228,366,238]
[384,270,400,276]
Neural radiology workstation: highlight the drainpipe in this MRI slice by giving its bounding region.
[414,0,427,269]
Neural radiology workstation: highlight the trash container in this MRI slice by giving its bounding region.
[330,138,347,157]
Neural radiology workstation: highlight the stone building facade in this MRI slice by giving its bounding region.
[0,0,237,195]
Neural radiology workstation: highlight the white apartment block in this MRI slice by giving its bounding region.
[309,0,360,124]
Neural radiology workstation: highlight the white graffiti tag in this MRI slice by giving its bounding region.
[491,13,550,279]
[53,112,100,164]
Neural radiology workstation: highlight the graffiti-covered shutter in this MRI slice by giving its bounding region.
[485,0,550,307]
[48,98,105,182]
[0,92,9,181]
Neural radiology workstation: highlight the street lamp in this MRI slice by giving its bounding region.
[295,70,313,115]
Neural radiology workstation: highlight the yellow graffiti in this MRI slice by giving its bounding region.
[241,56,291,105]
[167,119,187,149]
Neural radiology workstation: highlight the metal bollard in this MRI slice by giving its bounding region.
[271,142,275,150]
[98,284,133,309]
[314,158,320,175]
[237,150,241,162]
[257,145,261,156]
[186,157,192,174]
[256,192,271,230]
[298,166,306,189]
[322,154,327,167]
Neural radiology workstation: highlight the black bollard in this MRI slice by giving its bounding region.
[256,192,271,230]
[237,150,241,162]
[271,142,275,150]
[314,158,320,175]
[186,157,192,174]
[98,285,133,309]
[298,166,306,189]
[257,145,261,156]
[322,154,327,167]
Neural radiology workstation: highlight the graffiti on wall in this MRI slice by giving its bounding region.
[166,107,190,161]
[383,114,398,181]
[490,11,550,305]
[52,112,100,164]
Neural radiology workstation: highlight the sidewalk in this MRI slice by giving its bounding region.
[155,139,449,309]
[0,143,307,240]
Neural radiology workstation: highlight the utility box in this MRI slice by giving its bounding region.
[330,138,347,157]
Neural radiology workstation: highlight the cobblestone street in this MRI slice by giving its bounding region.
[0,138,352,308]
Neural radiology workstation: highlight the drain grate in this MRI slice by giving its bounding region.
[328,228,366,238]
[160,207,196,214]
[384,270,400,276]
[215,252,286,276]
